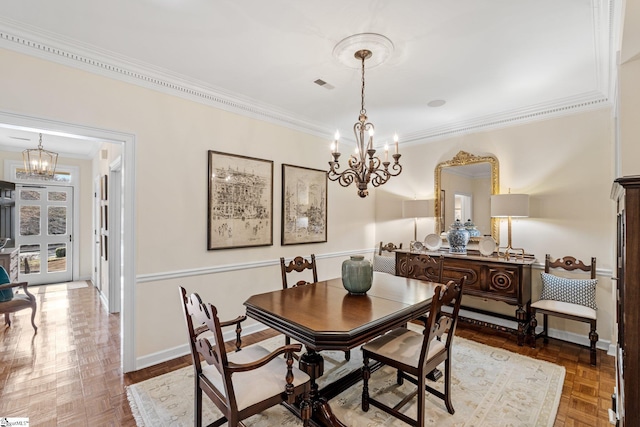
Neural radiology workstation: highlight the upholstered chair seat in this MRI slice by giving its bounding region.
[201,344,310,411]
[531,299,596,320]
[361,328,446,369]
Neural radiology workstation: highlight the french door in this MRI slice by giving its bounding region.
[15,184,74,285]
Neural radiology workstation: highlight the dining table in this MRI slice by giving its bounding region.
[244,271,439,427]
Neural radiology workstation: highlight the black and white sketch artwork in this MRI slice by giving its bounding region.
[208,151,273,250]
[281,164,327,245]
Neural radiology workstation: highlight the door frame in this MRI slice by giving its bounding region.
[108,156,122,313]
[6,164,80,283]
[93,175,102,292]
[14,182,75,285]
[0,111,137,373]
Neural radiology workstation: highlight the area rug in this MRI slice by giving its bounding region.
[127,334,565,427]
[33,281,89,293]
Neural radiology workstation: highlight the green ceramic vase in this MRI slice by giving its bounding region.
[341,255,373,295]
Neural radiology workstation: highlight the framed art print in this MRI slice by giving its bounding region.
[440,189,446,233]
[208,151,273,250]
[281,164,327,245]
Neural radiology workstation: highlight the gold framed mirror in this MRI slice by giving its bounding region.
[434,151,499,241]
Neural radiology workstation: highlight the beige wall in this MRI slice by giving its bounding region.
[375,109,616,343]
[0,47,376,359]
[620,58,640,176]
[0,42,628,361]
[619,0,640,176]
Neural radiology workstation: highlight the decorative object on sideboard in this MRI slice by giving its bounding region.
[464,218,482,237]
[490,191,530,259]
[341,255,373,295]
[328,33,401,198]
[446,219,470,254]
[22,133,58,179]
[409,240,425,253]
[424,233,442,251]
[478,236,497,256]
[402,199,434,241]
[0,237,9,252]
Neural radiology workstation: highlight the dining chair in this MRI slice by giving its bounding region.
[279,255,351,361]
[280,254,318,289]
[530,254,598,365]
[0,266,37,332]
[361,276,466,426]
[179,287,311,427]
[378,241,402,256]
[373,242,403,275]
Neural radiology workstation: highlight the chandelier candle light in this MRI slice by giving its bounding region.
[328,47,402,198]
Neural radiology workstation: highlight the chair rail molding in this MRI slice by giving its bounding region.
[136,249,375,283]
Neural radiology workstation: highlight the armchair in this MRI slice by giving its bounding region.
[0,266,36,332]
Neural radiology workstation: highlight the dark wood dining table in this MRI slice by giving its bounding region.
[244,271,439,427]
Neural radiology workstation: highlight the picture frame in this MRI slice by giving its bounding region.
[101,175,108,201]
[440,189,446,233]
[208,151,273,250]
[281,164,327,245]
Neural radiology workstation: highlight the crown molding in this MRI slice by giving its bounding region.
[0,18,331,139]
[0,1,618,146]
[400,92,612,146]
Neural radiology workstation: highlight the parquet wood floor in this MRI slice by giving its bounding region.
[0,284,615,426]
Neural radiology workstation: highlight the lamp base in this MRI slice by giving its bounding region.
[497,245,525,260]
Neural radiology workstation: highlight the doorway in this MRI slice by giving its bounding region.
[0,111,137,373]
[15,184,74,285]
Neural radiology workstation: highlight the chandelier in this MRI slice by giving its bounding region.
[22,133,58,179]
[328,48,402,198]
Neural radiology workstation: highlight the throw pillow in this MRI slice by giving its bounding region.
[0,266,13,302]
[373,254,396,275]
[539,272,597,310]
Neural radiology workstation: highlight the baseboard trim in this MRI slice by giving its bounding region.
[458,309,612,351]
[135,322,269,371]
[136,307,611,371]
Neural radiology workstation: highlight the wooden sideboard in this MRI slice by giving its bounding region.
[0,247,19,283]
[395,250,534,345]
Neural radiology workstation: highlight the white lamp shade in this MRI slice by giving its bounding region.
[490,194,529,217]
[402,199,434,218]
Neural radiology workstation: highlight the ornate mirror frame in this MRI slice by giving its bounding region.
[434,150,500,240]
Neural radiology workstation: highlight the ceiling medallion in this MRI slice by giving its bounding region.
[332,33,394,69]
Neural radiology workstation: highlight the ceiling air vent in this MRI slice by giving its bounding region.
[314,79,334,90]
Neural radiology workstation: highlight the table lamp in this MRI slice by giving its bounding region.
[490,192,529,259]
[402,199,434,241]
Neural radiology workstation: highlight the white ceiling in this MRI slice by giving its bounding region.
[0,1,616,158]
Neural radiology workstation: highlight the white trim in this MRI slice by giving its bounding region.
[136,322,268,370]
[136,248,372,283]
[4,161,81,283]
[0,2,618,145]
[0,110,137,373]
[139,308,614,369]
[460,308,612,351]
[135,250,614,284]
[108,156,122,314]
[531,261,613,278]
